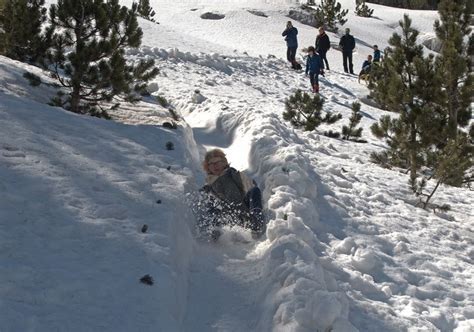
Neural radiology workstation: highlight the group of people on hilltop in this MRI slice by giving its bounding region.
[282,21,383,93]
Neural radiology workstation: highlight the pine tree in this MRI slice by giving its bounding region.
[434,0,473,139]
[283,90,341,131]
[370,13,473,209]
[314,0,348,32]
[411,0,474,192]
[355,2,374,17]
[342,101,364,140]
[369,15,444,183]
[137,0,156,22]
[48,0,159,116]
[0,0,50,64]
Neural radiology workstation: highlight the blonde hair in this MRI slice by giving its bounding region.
[202,148,229,174]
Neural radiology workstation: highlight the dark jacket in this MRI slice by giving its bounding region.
[196,168,263,233]
[373,49,381,62]
[315,33,330,53]
[362,60,372,69]
[339,34,355,53]
[202,167,248,209]
[282,27,298,48]
[362,60,371,70]
[306,54,324,75]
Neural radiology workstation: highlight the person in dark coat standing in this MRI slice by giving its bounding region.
[339,28,356,74]
[305,46,324,93]
[282,21,299,69]
[315,26,330,70]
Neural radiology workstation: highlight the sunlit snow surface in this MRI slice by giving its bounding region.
[1,1,473,331]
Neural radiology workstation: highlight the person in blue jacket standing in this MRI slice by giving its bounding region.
[305,46,324,93]
[373,45,382,63]
[282,21,299,69]
[339,28,356,74]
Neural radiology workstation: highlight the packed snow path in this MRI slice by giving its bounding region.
[179,88,264,331]
[182,241,262,331]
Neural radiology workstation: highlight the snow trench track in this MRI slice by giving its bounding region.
[141,47,358,331]
[180,105,356,331]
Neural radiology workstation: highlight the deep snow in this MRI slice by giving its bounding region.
[1,0,473,331]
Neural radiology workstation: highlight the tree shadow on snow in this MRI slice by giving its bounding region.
[321,77,357,98]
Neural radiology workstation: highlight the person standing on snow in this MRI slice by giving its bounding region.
[282,21,299,69]
[305,46,324,93]
[315,26,331,70]
[339,28,356,74]
[196,149,265,240]
[373,45,382,63]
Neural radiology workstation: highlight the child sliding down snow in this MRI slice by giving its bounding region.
[192,149,265,241]
[305,46,324,93]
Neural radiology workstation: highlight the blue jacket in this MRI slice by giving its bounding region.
[306,53,324,74]
[373,49,381,62]
[362,60,371,70]
[282,27,298,48]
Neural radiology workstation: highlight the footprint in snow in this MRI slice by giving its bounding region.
[2,145,19,151]
[2,151,26,158]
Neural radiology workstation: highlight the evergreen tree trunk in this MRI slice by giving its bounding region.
[409,122,418,182]
[70,79,82,113]
[442,42,461,140]
[422,178,443,209]
[70,17,85,114]
[446,84,459,139]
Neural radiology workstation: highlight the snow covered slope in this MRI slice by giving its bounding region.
[0,56,199,331]
[1,1,473,331]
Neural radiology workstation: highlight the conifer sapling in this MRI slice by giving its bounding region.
[342,101,364,140]
[283,90,341,131]
[314,0,348,32]
[355,1,374,18]
[136,0,156,22]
